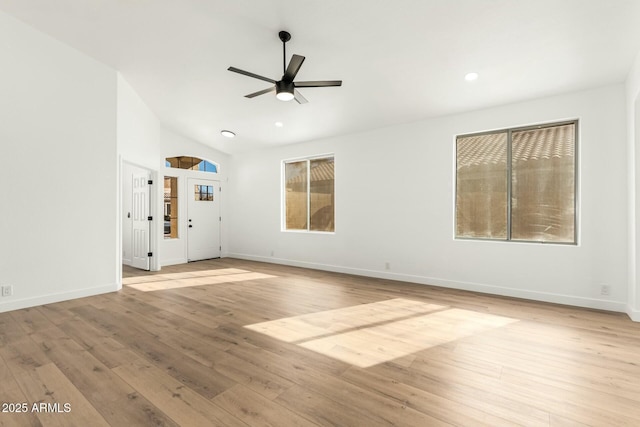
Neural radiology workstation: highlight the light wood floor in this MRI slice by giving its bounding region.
[1,258,640,426]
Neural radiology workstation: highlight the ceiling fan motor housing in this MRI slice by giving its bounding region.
[276,80,295,101]
[276,80,294,92]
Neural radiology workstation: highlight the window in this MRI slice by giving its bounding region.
[455,121,576,244]
[164,176,178,238]
[283,155,335,232]
[165,156,218,173]
[194,185,214,201]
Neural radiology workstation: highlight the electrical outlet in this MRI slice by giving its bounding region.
[600,285,611,296]
[270,250,275,257]
[1,285,13,297]
[385,262,390,270]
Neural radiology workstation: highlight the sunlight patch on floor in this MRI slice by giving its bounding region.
[245,298,445,343]
[123,268,250,284]
[124,269,276,292]
[245,298,518,368]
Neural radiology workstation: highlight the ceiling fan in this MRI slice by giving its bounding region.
[228,31,342,104]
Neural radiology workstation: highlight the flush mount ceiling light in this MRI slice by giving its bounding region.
[465,72,479,81]
[220,130,235,138]
[275,121,284,127]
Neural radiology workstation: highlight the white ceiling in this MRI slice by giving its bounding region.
[2,0,640,154]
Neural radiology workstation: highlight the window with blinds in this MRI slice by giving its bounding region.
[283,155,335,232]
[455,121,577,244]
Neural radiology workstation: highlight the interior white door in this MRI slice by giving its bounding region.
[131,173,150,270]
[187,178,220,261]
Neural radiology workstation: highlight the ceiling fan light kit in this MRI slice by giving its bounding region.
[275,80,295,101]
[228,31,342,104]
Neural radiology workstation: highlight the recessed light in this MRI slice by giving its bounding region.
[465,72,479,81]
[220,130,235,138]
[275,121,284,127]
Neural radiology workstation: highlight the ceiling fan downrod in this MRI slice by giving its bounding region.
[279,31,291,76]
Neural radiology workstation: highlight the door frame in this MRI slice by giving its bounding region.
[120,159,159,277]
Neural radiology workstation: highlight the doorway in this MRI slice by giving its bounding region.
[122,162,152,271]
[187,178,221,261]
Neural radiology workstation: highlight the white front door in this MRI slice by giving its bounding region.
[187,178,220,261]
[131,173,150,270]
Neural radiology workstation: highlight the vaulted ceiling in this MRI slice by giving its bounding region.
[2,0,640,154]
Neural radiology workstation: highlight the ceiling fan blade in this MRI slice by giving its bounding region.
[245,86,275,98]
[294,89,308,104]
[295,80,342,87]
[284,54,305,81]
[228,67,276,84]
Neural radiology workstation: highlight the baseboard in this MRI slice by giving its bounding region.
[627,305,640,322]
[228,252,628,314]
[0,283,118,314]
[160,257,188,267]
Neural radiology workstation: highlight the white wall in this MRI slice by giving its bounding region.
[0,10,118,312]
[626,50,640,321]
[229,85,628,313]
[117,75,163,170]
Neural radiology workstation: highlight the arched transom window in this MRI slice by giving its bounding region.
[165,156,218,173]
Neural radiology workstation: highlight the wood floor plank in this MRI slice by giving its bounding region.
[26,326,180,427]
[56,317,140,369]
[407,353,630,426]
[91,296,231,367]
[451,336,640,400]
[0,335,52,379]
[34,306,75,327]
[69,304,237,400]
[211,350,296,400]
[212,322,350,376]
[499,365,640,425]
[407,342,504,379]
[223,341,321,386]
[276,385,402,427]
[9,309,57,336]
[340,365,518,427]
[0,353,42,427]
[0,312,32,346]
[113,359,248,427]
[361,351,552,425]
[212,384,317,427]
[276,359,453,426]
[14,362,110,427]
[550,413,591,427]
[128,291,229,328]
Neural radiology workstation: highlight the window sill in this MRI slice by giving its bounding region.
[281,229,335,235]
